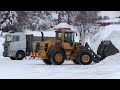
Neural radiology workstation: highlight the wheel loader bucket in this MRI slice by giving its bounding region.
[97,40,119,60]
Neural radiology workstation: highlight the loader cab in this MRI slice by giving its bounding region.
[55,28,75,49]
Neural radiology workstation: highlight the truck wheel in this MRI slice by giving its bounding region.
[42,59,52,65]
[73,59,80,64]
[50,51,65,65]
[78,51,93,65]
[16,51,25,60]
[10,57,16,60]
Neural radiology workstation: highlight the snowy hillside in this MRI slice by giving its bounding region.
[1,23,120,79]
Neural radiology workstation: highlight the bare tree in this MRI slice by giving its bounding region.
[66,11,100,45]
[16,11,29,31]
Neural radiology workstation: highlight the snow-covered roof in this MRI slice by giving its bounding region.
[98,18,120,23]
[98,11,120,19]
[53,23,78,32]
[53,23,71,29]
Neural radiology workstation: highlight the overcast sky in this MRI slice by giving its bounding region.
[99,11,120,18]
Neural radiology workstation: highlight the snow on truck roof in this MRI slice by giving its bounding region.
[5,32,26,36]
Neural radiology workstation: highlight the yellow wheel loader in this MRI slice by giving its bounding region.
[32,28,119,65]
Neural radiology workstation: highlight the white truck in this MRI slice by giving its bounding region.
[3,32,41,60]
[3,31,55,60]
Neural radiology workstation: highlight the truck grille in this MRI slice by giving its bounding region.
[4,45,9,51]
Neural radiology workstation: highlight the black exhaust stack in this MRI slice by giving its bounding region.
[41,31,44,41]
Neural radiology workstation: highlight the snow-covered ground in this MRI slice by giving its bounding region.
[1,23,120,79]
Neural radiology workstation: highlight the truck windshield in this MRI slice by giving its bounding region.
[5,35,12,43]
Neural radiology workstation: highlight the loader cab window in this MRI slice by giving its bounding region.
[57,32,62,40]
[5,35,12,43]
[64,32,74,43]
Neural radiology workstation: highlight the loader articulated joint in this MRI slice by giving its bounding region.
[84,42,102,63]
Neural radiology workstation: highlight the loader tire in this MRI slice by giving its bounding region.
[42,59,52,65]
[78,51,93,65]
[10,57,16,60]
[50,51,65,65]
[16,51,25,60]
[73,59,80,64]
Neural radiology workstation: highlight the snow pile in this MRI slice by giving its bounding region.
[54,23,71,29]
[53,23,78,31]
[98,53,120,65]
[88,25,120,53]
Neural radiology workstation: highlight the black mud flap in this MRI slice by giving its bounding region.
[97,40,119,60]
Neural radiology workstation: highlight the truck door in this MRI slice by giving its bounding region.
[10,35,26,52]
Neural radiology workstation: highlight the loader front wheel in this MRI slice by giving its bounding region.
[78,51,93,65]
[42,59,52,65]
[50,51,65,65]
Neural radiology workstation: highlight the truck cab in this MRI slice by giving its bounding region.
[3,32,27,60]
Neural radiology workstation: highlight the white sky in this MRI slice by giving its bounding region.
[99,11,120,18]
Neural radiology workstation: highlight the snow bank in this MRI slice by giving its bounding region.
[88,25,120,53]
[98,53,120,65]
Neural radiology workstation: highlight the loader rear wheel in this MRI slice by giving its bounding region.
[16,51,25,60]
[10,57,16,60]
[78,51,92,65]
[50,51,65,65]
[42,59,52,65]
[73,59,80,64]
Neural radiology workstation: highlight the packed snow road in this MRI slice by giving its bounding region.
[0,53,120,79]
